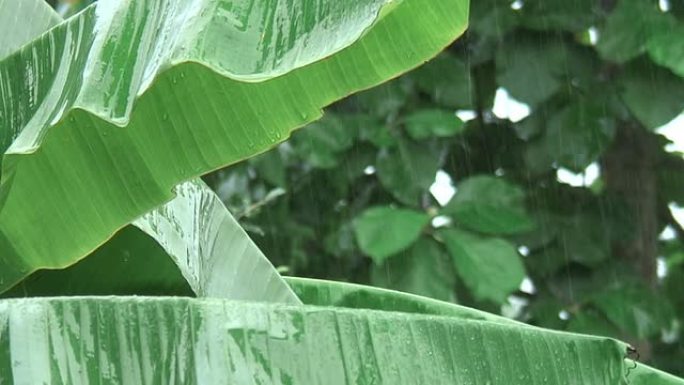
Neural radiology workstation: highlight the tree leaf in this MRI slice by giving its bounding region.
[292,114,356,169]
[411,53,474,108]
[0,294,631,384]
[404,109,464,140]
[544,99,615,171]
[596,0,661,63]
[619,60,684,130]
[647,15,684,78]
[443,175,535,235]
[352,206,429,264]
[371,237,456,301]
[440,229,525,304]
[0,0,470,290]
[376,139,441,206]
[517,0,599,32]
[592,283,675,339]
[496,33,598,106]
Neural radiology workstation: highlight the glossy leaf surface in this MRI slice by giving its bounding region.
[0,0,470,290]
[0,0,61,59]
[0,295,629,384]
[134,179,300,303]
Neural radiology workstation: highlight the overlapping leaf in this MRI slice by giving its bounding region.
[0,0,470,290]
[0,289,629,384]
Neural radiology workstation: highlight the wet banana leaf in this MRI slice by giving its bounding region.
[0,0,61,58]
[0,295,628,384]
[2,180,300,303]
[629,360,684,385]
[288,278,684,384]
[0,0,469,291]
[133,179,300,303]
[0,0,298,304]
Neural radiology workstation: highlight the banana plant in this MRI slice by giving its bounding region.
[0,0,682,384]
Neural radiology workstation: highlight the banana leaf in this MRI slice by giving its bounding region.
[0,294,627,384]
[0,0,298,304]
[0,0,469,291]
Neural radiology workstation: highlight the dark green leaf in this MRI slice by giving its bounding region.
[518,0,599,32]
[496,35,597,106]
[412,53,474,108]
[404,109,465,140]
[251,148,287,188]
[593,284,675,338]
[353,206,430,264]
[544,100,615,171]
[597,0,661,63]
[443,175,535,235]
[371,237,456,301]
[619,60,684,130]
[292,115,356,169]
[376,139,441,206]
[567,309,621,339]
[440,229,525,303]
[647,15,684,77]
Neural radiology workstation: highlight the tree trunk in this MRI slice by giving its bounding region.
[602,122,659,287]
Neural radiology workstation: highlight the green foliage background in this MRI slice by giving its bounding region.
[47,0,684,376]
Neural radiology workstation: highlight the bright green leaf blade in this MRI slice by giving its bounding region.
[0,296,630,384]
[133,179,300,304]
[286,276,516,325]
[404,109,464,140]
[443,175,535,235]
[290,278,684,384]
[353,206,430,264]
[630,361,684,385]
[0,0,61,59]
[371,236,457,302]
[440,229,525,304]
[0,0,470,290]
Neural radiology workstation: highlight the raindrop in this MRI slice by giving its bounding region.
[171,76,178,85]
[180,71,186,79]
[162,113,169,121]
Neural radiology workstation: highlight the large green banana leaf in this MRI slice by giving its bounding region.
[1,179,300,302]
[8,277,680,385]
[0,0,299,304]
[0,0,469,291]
[0,295,627,384]
[133,179,300,303]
